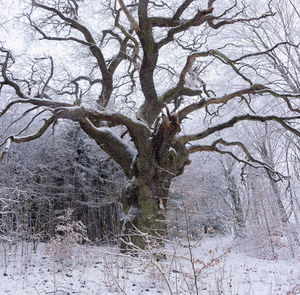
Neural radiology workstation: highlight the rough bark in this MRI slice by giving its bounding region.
[120,119,191,250]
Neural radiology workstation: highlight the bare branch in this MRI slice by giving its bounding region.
[6,106,39,129]
[40,57,54,98]
[27,17,92,46]
[172,0,194,21]
[178,84,300,120]
[157,8,214,48]
[188,138,286,178]
[207,3,275,30]
[160,48,261,109]
[31,0,112,105]
[0,99,72,117]
[181,114,300,143]
[117,0,140,33]
[0,116,54,149]
[232,42,300,63]
[0,47,26,98]
[114,11,140,71]
[16,109,51,137]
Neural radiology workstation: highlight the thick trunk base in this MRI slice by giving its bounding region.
[120,182,167,252]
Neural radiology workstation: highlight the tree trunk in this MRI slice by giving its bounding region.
[120,179,168,251]
[119,135,190,251]
[259,142,288,223]
[105,103,191,251]
[225,170,245,236]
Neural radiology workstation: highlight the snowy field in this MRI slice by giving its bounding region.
[0,236,299,295]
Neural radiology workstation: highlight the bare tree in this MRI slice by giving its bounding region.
[0,0,299,247]
[236,0,300,224]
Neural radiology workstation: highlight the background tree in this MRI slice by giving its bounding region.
[0,0,299,247]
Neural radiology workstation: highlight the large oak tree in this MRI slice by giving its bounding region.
[1,0,299,247]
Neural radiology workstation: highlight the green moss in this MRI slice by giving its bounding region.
[121,182,167,251]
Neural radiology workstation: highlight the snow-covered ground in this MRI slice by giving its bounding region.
[0,236,299,295]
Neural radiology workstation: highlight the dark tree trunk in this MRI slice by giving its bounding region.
[120,180,168,251]
[120,124,191,250]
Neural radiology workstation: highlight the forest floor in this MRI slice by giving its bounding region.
[0,235,299,295]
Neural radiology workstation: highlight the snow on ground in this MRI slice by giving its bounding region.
[0,236,299,295]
